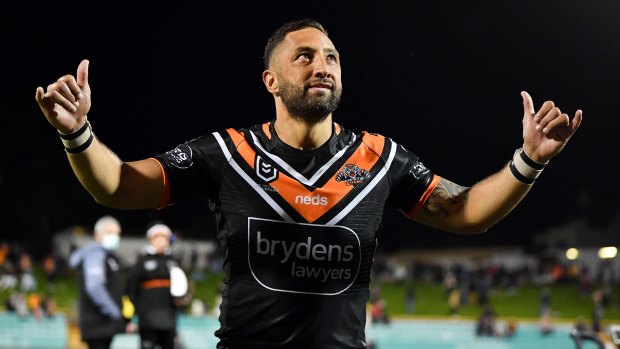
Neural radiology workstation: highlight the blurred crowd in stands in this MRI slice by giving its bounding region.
[367,252,618,337]
[2,236,619,340]
[0,238,226,322]
[0,241,58,319]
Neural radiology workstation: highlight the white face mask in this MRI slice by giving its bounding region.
[101,234,120,251]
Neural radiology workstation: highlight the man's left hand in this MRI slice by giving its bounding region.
[520,91,583,163]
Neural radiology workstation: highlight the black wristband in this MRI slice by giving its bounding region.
[58,119,94,154]
[509,160,536,185]
[65,133,94,154]
[508,148,546,185]
[518,148,546,170]
[58,120,89,140]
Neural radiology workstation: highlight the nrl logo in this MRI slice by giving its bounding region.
[335,164,371,186]
[165,145,193,169]
[255,155,278,183]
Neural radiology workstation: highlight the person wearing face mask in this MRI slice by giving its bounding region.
[69,215,128,349]
[125,222,191,349]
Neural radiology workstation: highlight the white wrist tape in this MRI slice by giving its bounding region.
[58,119,94,154]
[509,148,547,184]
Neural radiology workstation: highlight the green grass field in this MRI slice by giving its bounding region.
[371,280,620,321]
[3,267,619,323]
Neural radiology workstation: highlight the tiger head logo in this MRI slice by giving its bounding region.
[335,164,371,186]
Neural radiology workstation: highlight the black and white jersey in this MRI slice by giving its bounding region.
[125,246,180,331]
[155,121,439,349]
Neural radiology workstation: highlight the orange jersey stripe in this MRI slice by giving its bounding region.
[225,129,385,223]
[152,158,170,210]
[262,122,272,139]
[226,129,255,166]
[140,279,171,289]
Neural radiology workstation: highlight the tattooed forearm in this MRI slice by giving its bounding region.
[422,178,470,218]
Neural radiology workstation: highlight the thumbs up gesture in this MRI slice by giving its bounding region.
[520,91,583,163]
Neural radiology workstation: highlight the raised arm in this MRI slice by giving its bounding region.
[413,91,583,234]
[35,59,163,209]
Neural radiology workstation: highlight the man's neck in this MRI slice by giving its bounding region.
[273,113,333,150]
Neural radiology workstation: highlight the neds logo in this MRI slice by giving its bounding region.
[294,194,328,206]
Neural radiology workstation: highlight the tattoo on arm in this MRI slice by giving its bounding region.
[422,178,469,218]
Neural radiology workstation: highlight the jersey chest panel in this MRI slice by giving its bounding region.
[213,130,394,294]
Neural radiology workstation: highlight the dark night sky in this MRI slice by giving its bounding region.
[2,1,619,257]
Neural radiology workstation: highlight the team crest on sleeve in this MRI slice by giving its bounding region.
[335,164,371,186]
[255,155,279,183]
[410,162,429,180]
[165,144,193,169]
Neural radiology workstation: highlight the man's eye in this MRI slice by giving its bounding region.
[297,53,311,61]
[327,55,338,63]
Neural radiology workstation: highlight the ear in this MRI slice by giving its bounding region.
[262,70,279,96]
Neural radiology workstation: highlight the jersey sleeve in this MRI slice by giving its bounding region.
[153,133,227,207]
[387,141,441,219]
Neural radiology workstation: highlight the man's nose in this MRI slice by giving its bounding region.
[313,55,332,78]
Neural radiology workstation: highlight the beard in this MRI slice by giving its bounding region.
[278,77,342,124]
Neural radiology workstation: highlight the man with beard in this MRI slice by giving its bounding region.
[36,19,582,349]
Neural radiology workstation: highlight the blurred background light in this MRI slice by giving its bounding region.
[598,246,618,259]
[565,248,579,260]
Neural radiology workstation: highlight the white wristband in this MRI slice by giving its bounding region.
[509,148,547,184]
[58,119,94,154]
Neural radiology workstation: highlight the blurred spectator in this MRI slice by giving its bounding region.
[506,269,519,295]
[476,305,496,336]
[443,270,457,291]
[475,268,491,306]
[5,292,28,317]
[19,252,37,292]
[42,292,58,317]
[551,263,564,283]
[69,215,129,349]
[448,288,460,316]
[43,253,58,286]
[392,260,408,285]
[540,307,553,335]
[574,316,588,332]
[405,285,416,314]
[126,222,192,349]
[494,318,517,338]
[579,267,592,298]
[369,299,390,325]
[539,287,551,316]
[0,263,18,291]
[27,291,44,320]
[505,318,517,337]
[567,263,580,280]
[598,260,613,286]
[592,289,604,332]
[601,286,611,309]
[0,242,9,268]
[457,266,471,306]
[443,269,459,315]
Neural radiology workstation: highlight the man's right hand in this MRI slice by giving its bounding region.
[35,59,91,134]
